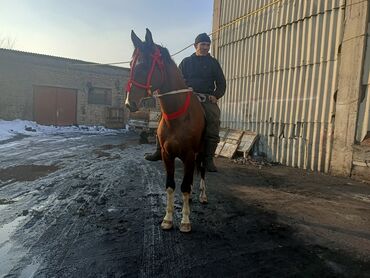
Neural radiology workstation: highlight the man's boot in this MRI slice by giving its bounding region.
[205,142,218,172]
[144,136,162,161]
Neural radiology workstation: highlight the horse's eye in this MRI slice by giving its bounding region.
[133,64,147,80]
[136,62,150,73]
[136,58,145,66]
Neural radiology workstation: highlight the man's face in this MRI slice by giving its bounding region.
[195,42,211,56]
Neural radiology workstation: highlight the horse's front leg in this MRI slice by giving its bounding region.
[161,153,175,230]
[180,155,195,233]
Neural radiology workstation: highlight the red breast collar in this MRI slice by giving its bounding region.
[162,92,191,120]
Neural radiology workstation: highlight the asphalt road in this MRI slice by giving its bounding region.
[0,131,369,277]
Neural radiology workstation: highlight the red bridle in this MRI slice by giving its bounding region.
[126,47,165,96]
[126,46,192,120]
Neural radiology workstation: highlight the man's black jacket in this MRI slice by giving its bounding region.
[179,53,226,99]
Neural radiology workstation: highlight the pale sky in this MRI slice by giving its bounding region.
[0,0,214,67]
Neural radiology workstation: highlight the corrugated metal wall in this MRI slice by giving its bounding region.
[214,0,346,172]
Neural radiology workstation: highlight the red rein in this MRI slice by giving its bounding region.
[127,47,191,120]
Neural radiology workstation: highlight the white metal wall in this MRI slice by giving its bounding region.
[214,0,345,172]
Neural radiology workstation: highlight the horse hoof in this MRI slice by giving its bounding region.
[161,219,173,230]
[180,223,191,233]
[199,196,208,204]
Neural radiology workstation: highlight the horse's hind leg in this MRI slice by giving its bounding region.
[180,156,195,233]
[161,156,175,230]
[197,153,208,204]
[199,173,207,204]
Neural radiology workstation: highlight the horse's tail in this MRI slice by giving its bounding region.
[195,127,206,179]
[195,107,206,179]
[195,150,206,180]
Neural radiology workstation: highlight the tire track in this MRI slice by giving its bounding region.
[139,160,190,277]
[139,165,163,277]
[6,149,119,275]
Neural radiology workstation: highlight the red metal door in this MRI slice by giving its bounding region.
[34,86,77,126]
[34,86,57,125]
[56,88,77,126]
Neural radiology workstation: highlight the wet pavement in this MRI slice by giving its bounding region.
[0,131,370,277]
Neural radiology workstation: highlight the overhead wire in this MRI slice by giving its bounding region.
[72,0,282,67]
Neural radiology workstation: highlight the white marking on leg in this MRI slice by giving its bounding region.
[199,178,208,204]
[161,187,174,230]
[125,94,130,107]
[181,193,190,224]
[164,188,174,222]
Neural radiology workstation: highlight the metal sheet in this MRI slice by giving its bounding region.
[213,0,346,172]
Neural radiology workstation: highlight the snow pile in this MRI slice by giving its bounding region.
[0,119,127,142]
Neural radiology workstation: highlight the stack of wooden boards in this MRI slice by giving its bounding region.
[215,128,258,158]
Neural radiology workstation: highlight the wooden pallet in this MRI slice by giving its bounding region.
[216,128,258,158]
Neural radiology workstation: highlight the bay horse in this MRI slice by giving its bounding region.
[125,29,207,233]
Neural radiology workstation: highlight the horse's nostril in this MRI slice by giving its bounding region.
[130,103,138,112]
[126,103,138,113]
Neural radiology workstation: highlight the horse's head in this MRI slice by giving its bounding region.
[125,28,165,112]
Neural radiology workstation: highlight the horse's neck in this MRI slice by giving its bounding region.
[162,64,187,92]
[158,64,188,115]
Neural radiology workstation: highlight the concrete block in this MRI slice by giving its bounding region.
[343,1,369,41]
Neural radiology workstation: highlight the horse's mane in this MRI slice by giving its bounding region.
[156,45,174,65]
[135,41,184,85]
[137,43,176,67]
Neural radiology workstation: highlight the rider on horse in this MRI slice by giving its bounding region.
[145,33,226,172]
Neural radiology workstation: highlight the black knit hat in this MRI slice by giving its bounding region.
[194,33,211,45]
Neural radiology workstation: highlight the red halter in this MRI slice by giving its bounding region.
[126,46,191,120]
[126,47,164,96]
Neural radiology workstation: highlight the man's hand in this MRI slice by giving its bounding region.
[209,95,218,104]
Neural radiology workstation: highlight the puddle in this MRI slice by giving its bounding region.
[0,134,30,146]
[0,216,25,245]
[0,199,15,205]
[93,150,111,158]
[0,242,13,276]
[0,216,26,277]
[19,260,40,278]
[0,165,60,182]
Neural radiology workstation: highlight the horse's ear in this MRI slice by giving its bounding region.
[145,28,154,47]
[131,30,143,49]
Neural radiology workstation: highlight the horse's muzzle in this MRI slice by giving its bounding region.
[125,94,138,112]
[126,102,138,113]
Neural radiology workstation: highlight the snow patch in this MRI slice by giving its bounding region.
[0,119,127,142]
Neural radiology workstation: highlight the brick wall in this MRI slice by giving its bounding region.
[0,49,129,126]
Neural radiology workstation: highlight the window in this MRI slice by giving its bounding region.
[88,87,112,105]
